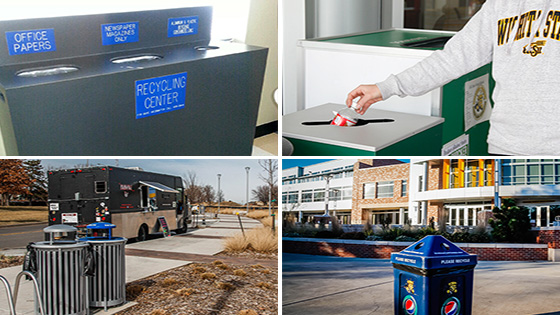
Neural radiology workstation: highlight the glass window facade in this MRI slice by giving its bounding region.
[363,183,376,199]
[502,159,560,186]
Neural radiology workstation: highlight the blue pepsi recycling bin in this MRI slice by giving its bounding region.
[390,235,477,315]
[80,222,127,311]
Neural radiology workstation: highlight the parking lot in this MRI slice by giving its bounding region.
[283,253,560,315]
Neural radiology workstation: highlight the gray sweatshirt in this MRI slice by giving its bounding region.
[377,0,558,155]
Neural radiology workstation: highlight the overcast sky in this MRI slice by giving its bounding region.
[40,159,275,204]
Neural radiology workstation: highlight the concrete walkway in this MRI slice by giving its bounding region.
[0,214,263,315]
[283,253,560,315]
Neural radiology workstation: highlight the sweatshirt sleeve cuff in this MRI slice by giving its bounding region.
[376,74,403,100]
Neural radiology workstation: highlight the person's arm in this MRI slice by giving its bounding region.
[347,1,495,113]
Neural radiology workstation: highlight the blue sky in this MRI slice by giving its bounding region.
[282,159,334,170]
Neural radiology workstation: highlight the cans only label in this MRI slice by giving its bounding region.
[168,16,199,37]
[6,29,57,55]
[101,22,139,45]
[135,72,187,119]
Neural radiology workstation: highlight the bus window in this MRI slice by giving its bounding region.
[95,181,107,194]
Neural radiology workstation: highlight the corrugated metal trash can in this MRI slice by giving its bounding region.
[28,225,91,315]
[79,222,127,310]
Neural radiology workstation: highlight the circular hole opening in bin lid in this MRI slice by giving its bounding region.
[194,45,220,51]
[86,222,116,229]
[43,224,78,233]
[441,243,450,251]
[414,242,424,250]
[17,65,79,78]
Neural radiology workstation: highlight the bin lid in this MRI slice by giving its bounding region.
[391,235,477,271]
[44,224,77,233]
[86,222,116,230]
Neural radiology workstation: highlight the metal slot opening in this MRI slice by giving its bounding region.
[17,65,79,78]
[111,54,162,64]
[400,36,452,49]
[301,119,395,126]
[194,45,220,51]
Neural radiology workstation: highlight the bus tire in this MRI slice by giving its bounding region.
[137,225,148,242]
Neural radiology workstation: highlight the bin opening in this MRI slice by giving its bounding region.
[17,65,79,78]
[414,242,424,250]
[302,118,395,126]
[111,54,163,64]
[194,45,220,51]
[400,36,451,48]
[441,242,450,251]
[0,93,4,103]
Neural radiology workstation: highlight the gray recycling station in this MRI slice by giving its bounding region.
[22,224,127,315]
[0,7,268,155]
[79,223,126,311]
[27,225,92,315]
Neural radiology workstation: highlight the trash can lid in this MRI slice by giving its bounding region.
[86,222,116,230]
[391,235,477,271]
[43,224,77,233]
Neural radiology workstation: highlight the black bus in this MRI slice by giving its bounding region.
[48,166,190,241]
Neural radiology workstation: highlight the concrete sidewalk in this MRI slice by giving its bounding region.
[283,253,560,315]
[0,214,263,315]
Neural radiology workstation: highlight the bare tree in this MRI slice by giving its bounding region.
[252,185,278,205]
[183,171,204,204]
[202,185,216,203]
[258,159,278,205]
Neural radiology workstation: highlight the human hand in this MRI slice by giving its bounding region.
[346,84,384,115]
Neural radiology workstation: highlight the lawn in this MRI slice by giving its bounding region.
[0,206,48,226]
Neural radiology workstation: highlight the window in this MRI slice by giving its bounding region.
[95,181,107,194]
[342,186,353,200]
[405,0,486,31]
[329,188,342,201]
[287,191,299,204]
[377,181,394,198]
[313,189,325,202]
[502,159,560,186]
[282,192,287,204]
[301,190,313,203]
[401,180,407,197]
[363,183,375,199]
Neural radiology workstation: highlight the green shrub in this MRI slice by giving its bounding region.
[489,199,533,243]
[394,235,417,242]
[339,232,366,240]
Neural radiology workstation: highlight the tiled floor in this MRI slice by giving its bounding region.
[252,133,278,156]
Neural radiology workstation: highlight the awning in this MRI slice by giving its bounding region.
[138,181,178,194]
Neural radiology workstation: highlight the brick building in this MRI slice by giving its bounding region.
[351,159,409,224]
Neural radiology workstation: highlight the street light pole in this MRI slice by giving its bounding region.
[216,174,221,218]
[245,167,250,214]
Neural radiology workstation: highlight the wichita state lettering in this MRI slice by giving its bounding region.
[498,10,560,47]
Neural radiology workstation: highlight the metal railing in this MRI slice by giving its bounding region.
[0,275,16,315]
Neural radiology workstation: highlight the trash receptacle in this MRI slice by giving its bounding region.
[391,235,477,315]
[79,222,127,311]
[0,6,268,156]
[27,225,91,315]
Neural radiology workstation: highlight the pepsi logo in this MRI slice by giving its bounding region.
[441,297,461,315]
[402,295,417,315]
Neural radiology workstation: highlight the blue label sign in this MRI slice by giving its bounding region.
[168,16,199,37]
[135,72,187,119]
[101,22,139,45]
[5,29,56,55]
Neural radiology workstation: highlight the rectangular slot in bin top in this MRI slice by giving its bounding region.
[0,6,212,66]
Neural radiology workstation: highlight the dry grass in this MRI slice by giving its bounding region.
[233,269,247,277]
[216,282,236,291]
[161,278,179,287]
[223,227,278,254]
[256,282,274,290]
[148,310,169,315]
[200,272,217,280]
[192,266,207,274]
[175,288,196,296]
[0,207,48,226]
[247,210,270,220]
[238,310,258,315]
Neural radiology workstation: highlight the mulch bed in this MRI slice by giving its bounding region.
[116,259,277,315]
[0,255,24,269]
